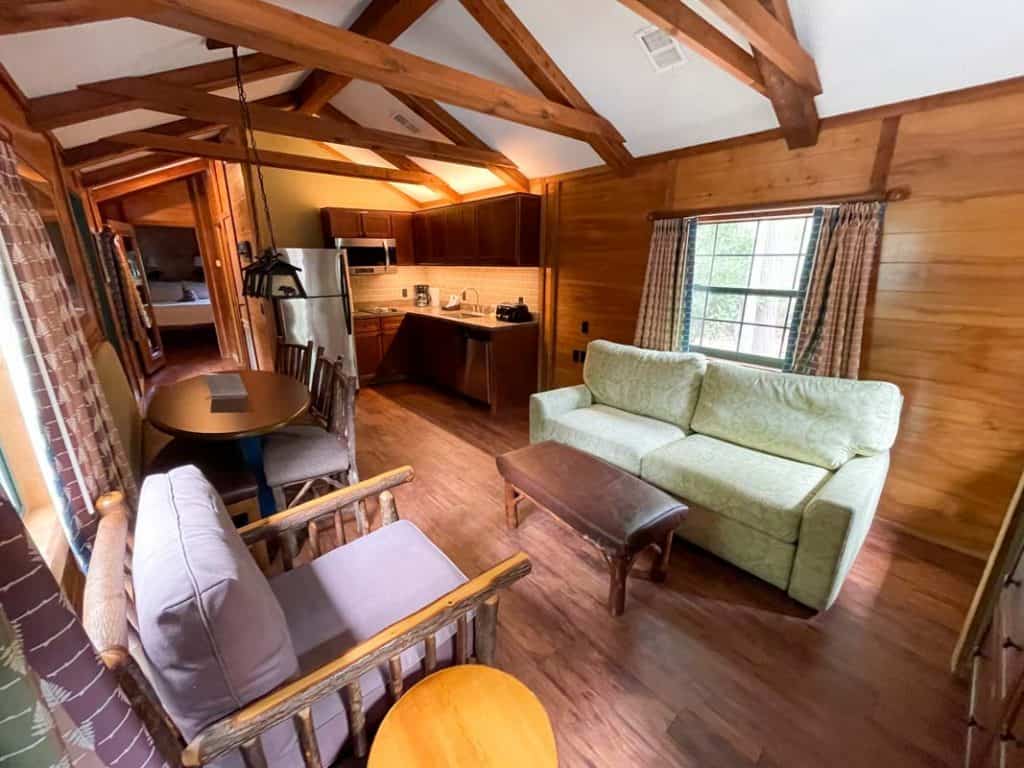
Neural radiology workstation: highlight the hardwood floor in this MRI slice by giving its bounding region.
[357,381,979,768]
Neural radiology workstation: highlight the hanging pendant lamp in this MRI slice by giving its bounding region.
[231,46,306,300]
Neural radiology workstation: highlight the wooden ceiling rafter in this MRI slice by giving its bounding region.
[0,0,126,35]
[79,151,196,189]
[386,89,530,193]
[105,131,445,186]
[80,76,519,170]
[294,0,438,116]
[132,0,624,144]
[314,141,425,210]
[457,0,631,173]
[87,157,210,201]
[29,52,301,130]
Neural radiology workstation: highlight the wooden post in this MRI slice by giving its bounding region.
[354,501,369,537]
[424,635,438,674]
[342,684,367,758]
[306,520,320,559]
[292,707,322,768]
[240,739,269,768]
[333,510,346,547]
[475,595,499,666]
[651,530,675,583]
[379,490,398,525]
[504,482,520,528]
[608,557,631,617]
[282,530,297,571]
[455,615,470,665]
[386,656,403,701]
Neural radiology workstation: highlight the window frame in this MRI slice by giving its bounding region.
[680,208,822,369]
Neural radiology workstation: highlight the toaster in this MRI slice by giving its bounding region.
[496,301,532,323]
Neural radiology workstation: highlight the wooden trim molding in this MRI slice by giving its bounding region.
[646,187,909,221]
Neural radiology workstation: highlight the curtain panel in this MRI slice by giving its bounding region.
[0,495,167,768]
[790,202,885,379]
[634,218,691,351]
[0,140,136,568]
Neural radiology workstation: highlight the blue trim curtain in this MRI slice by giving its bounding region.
[634,218,692,351]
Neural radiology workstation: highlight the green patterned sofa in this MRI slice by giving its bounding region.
[530,340,903,610]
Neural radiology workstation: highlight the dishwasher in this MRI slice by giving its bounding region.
[458,328,492,404]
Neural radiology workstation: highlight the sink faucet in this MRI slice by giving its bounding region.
[462,287,481,312]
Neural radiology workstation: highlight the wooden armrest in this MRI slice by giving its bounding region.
[82,491,131,669]
[237,466,414,546]
[182,551,531,766]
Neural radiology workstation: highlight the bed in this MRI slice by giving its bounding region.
[148,280,215,328]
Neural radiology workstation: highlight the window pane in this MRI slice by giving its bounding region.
[691,287,708,318]
[702,320,740,352]
[743,295,791,326]
[713,222,756,255]
[755,217,806,255]
[688,318,704,345]
[709,255,751,287]
[692,254,712,284]
[706,292,743,322]
[695,224,716,256]
[739,324,785,358]
[749,256,799,290]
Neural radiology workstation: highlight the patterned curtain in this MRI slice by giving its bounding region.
[634,218,691,351]
[790,202,885,378]
[0,495,167,768]
[0,140,137,568]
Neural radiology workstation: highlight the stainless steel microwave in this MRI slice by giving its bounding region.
[335,237,397,275]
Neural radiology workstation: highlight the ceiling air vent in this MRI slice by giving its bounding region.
[636,26,687,73]
[391,112,421,134]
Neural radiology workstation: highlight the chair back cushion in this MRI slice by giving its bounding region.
[132,466,299,741]
[690,362,903,470]
[583,340,707,430]
[91,341,142,480]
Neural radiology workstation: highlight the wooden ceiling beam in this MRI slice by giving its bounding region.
[28,52,300,130]
[294,0,438,116]
[134,0,624,143]
[458,0,631,174]
[317,104,460,202]
[106,132,442,185]
[81,152,198,191]
[701,0,821,94]
[616,0,767,95]
[88,158,210,202]
[82,77,518,169]
[0,0,126,35]
[387,89,530,193]
[750,0,818,148]
[60,92,296,169]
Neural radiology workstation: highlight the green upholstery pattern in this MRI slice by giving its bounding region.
[529,384,592,444]
[583,340,707,430]
[677,505,796,590]
[788,452,890,610]
[641,435,830,543]
[690,362,903,470]
[546,404,684,475]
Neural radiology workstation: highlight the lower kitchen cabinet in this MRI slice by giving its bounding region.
[355,315,408,382]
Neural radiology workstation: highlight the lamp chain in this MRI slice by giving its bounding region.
[231,46,278,256]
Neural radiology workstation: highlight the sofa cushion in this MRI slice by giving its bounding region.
[641,435,830,543]
[690,362,902,470]
[547,404,685,475]
[270,520,468,706]
[583,340,707,431]
[134,467,349,768]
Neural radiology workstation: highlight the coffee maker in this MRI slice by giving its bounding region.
[414,284,430,307]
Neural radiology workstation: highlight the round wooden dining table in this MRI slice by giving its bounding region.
[147,370,310,441]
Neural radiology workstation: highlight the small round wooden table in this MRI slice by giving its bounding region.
[147,370,309,441]
[368,665,557,768]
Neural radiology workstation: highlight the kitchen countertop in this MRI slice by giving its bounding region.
[354,305,537,332]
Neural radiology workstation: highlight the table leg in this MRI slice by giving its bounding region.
[504,482,520,529]
[608,556,631,617]
[651,529,675,583]
[238,436,276,518]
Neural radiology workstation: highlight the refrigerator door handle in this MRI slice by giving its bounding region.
[339,249,353,336]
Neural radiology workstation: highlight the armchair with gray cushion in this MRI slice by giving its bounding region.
[530,339,902,611]
[82,465,530,767]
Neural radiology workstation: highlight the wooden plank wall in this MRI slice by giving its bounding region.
[541,88,1024,558]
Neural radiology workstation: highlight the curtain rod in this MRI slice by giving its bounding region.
[647,186,910,222]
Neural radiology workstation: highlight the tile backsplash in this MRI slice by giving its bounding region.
[350,266,541,310]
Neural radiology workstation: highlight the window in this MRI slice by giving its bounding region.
[682,210,821,368]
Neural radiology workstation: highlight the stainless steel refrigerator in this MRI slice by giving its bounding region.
[274,248,357,379]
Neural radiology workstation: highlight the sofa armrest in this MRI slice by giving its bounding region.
[529,385,592,443]
[788,452,890,611]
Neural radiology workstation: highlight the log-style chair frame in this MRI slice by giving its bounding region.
[274,338,315,386]
[270,357,362,522]
[82,468,531,767]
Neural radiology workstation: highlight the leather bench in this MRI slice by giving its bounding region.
[497,441,687,616]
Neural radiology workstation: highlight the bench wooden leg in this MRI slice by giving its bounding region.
[651,529,675,583]
[504,482,520,529]
[608,556,631,617]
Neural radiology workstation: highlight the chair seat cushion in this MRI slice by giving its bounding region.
[546,404,685,475]
[269,520,468,709]
[147,438,259,505]
[263,426,350,488]
[641,435,831,543]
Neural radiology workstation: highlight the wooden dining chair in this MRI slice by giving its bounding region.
[274,338,315,387]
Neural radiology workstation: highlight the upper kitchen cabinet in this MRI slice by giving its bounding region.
[321,207,413,264]
[412,193,540,267]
